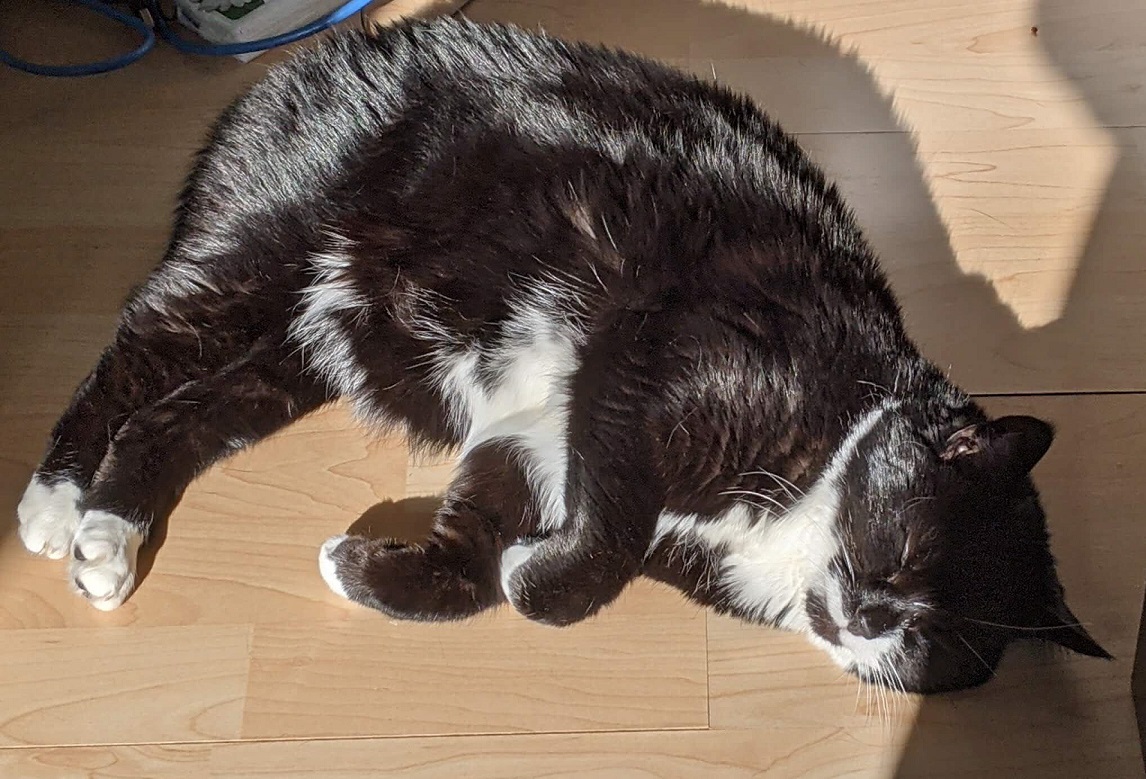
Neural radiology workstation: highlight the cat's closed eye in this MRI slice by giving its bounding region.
[902,612,925,630]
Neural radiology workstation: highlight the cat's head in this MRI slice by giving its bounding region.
[804,411,1110,694]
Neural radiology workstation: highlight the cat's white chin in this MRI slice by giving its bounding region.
[804,576,905,678]
[806,628,904,679]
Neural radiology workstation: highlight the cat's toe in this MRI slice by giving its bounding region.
[17,475,83,559]
[318,534,352,601]
[501,539,629,626]
[499,541,537,604]
[69,511,143,611]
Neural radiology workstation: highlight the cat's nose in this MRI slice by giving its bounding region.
[847,603,899,639]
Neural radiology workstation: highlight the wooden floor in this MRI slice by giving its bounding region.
[1,0,1144,776]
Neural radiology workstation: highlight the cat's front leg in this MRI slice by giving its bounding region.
[18,482,137,613]
[64,343,327,609]
[17,321,242,565]
[318,439,536,620]
[500,313,667,627]
[17,477,84,560]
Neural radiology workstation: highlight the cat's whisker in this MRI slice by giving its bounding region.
[843,547,857,585]
[856,379,891,397]
[838,517,858,584]
[863,676,873,724]
[667,408,699,447]
[734,481,796,505]
[875,664,893,728]
[958,615,1088,632]
[886,653,908,723]
[719,489,787,515]
[878,667,891,728]
[902,495,936,513]
[955,632,996,678]
[868,670,881,725]
[726,497,772,516]
[586,261,608,293]
[737,469,806,501]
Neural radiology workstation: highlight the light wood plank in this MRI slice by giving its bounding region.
[0,625,250,747]
[240,585,708,739]
[802,128,1146,392]
[0,730,883,779]
[0,745,210,779]
[211,729,881,778]
[4,720,1139,779]
[468,0,1146,133]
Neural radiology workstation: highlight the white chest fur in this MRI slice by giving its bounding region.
[649,402,894,631]
[432,302,581,533]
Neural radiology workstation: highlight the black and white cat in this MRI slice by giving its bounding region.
[16,19,1109,693]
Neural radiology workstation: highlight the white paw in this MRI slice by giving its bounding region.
[70,511,143,611]
[499,542,537,603]
[17,476,83,559]
[318,534,350,600]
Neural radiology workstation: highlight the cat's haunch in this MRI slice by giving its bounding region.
[16,18,1108,694]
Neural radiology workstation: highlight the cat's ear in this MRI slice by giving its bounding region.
[940,416,1054,476]
[1034,592,1113,659]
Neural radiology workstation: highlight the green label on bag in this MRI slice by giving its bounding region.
[217,1,265,21]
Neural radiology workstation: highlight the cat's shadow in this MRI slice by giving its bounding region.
[345,495,439,541]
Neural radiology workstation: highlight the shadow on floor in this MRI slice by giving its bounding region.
[898,0,1145,774]
[455,1,1143,775]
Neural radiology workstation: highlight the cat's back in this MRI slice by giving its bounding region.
[183,18,886,325]
[194,18,779,207]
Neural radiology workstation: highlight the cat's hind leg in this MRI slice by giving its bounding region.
[318,439,536,621]
[68,341,327,609]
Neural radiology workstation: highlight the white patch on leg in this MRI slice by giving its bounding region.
[499,542,537,602]
[70,511,143,611]
[471,406,570,534]
[318,534,350,601]
[17,476,83,559]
